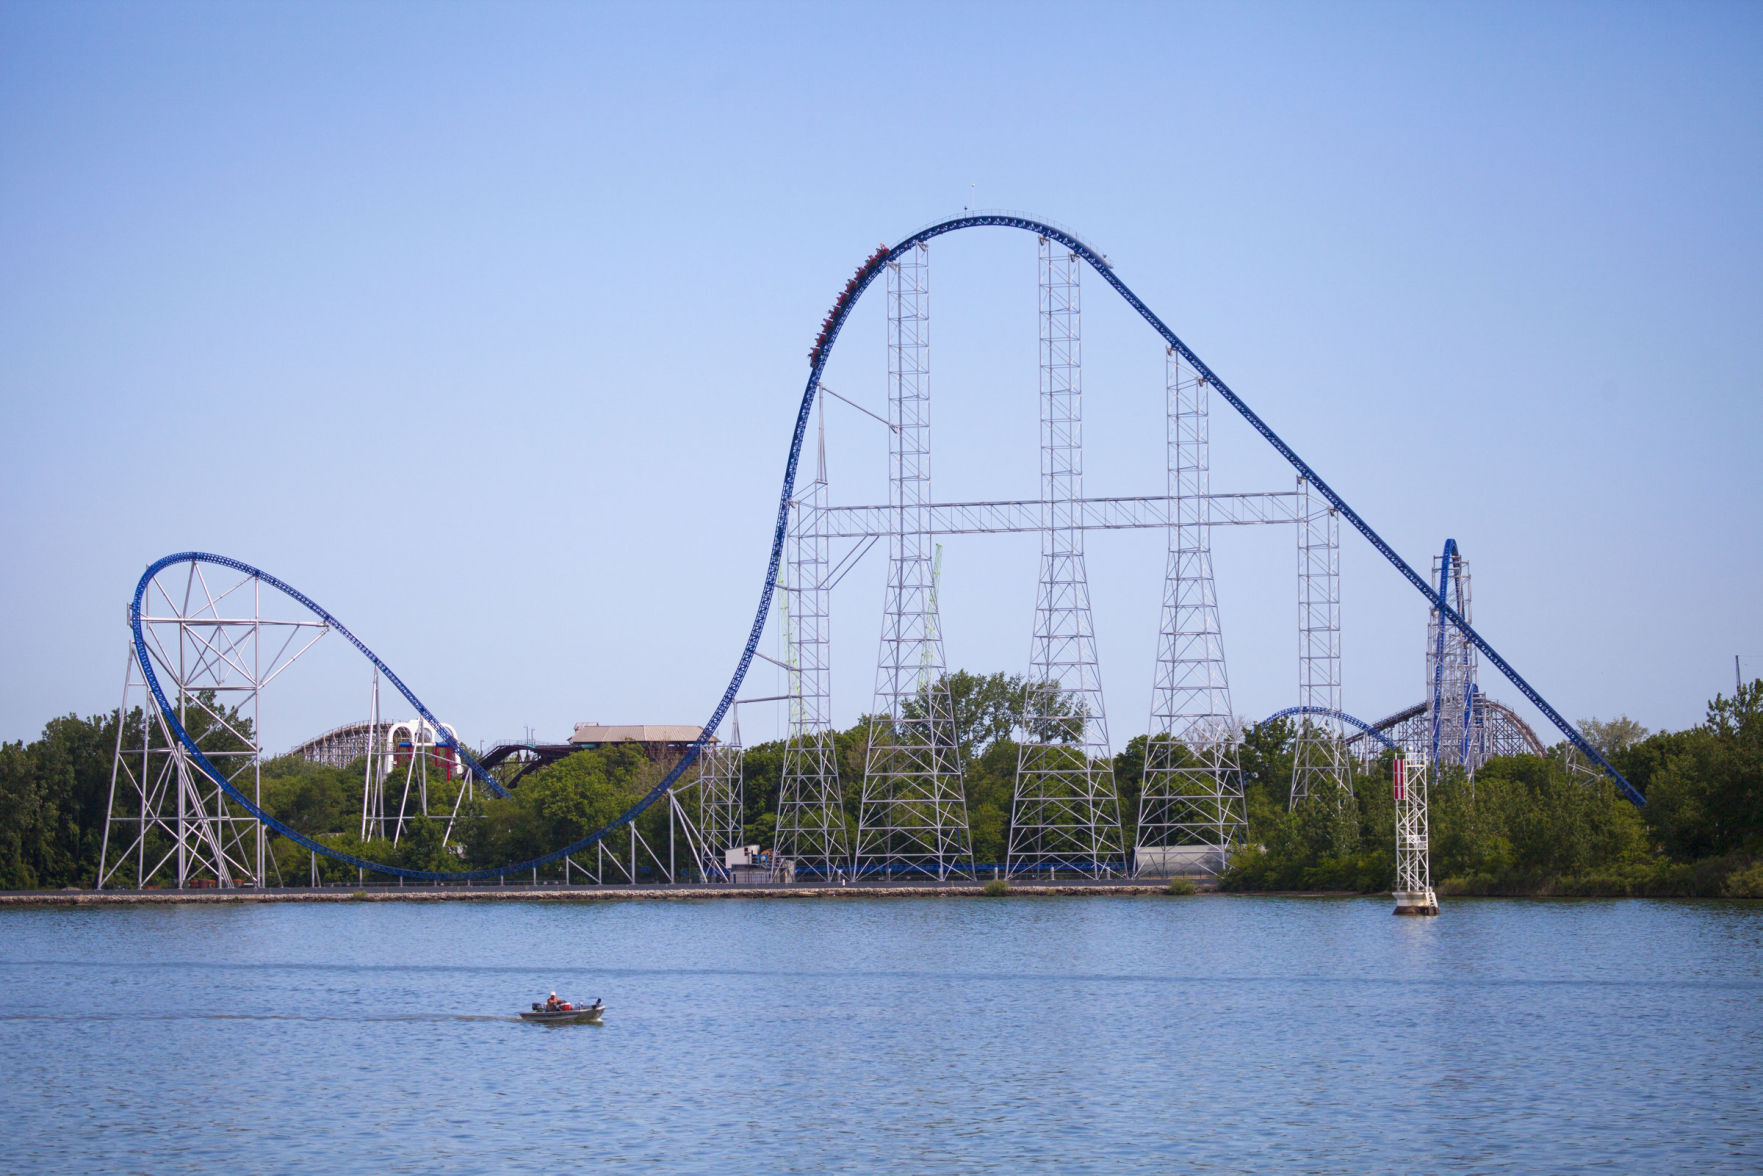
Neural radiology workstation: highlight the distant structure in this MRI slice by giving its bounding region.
[286,721,379,769]
[1351,697,1547,768]
[569,723,707,760]
[1339,542,1549,775]
[286,718,461,778]
[1392,751,1438,915]
[359,717,466,842]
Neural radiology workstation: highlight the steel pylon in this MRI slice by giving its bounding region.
[696,711,745,874]
[1290,475,1349,810]
[776,399,850,877]
[1136,348,1245,876]
[1009,239,1124,878]
[854,241,974,880]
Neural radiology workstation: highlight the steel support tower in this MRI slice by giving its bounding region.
[1136,348,1245,876]
[1290,475,1349,809]
[360,670,386,839]
[1009,239,1124,877]
[1393,751,1438,915]
[776,401,849,875]
[99,562,327,888]
[1427,549,1478,771]
[696,715,745,868]
[854,241,973,879]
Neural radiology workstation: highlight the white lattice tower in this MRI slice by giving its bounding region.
[1426,551,1479,772]
[696,716,745,871]
[1290,475,1349,809]
[855,241,973,879]
[1393,751,1438,915]
[1010,239,1124,878]
[100,562,327,889]
[1136,348,1245,876]
[776,400,848,874]
[360,670,385,839]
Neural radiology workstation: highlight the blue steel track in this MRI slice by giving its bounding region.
[1263,706,1403,753]
[133,214,1644,883]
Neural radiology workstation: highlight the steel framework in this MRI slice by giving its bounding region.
[1352,696,1546,764]
[1009,240,1124,877]
[369,715,468,845]
[1393,751,1438,915]
[696,718,744,865]
[360,671,385,838]
[1334,540,1544,774]
[99,553,735,889]
[1290,476,1349,809]
[1427,541,1478,770]
[286,720,383,768]
[99,562,328,889]
[854,241,974,879]
[776,399,849,875]
[283,707,469,845]
[107,212,1643,889]
[812,492,1301,536]
[1136,348,1245,876]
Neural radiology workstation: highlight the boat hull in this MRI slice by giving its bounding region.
[519,1006,604,1024]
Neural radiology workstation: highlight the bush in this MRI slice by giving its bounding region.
[1722,861,1763,898]
[982,878,1010,897]
[1164,877,1197,896]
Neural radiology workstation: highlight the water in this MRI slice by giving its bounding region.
[1,895,1758,1174]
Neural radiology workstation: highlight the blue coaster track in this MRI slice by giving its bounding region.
[1263,706,1403,754]
[131,213,1643,883]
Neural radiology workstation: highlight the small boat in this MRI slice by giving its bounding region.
[520,1001,604,1024]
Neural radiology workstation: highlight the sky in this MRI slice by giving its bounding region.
[1,1,1759,755]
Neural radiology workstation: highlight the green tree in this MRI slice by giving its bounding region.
[1642,681,1763,861]
[1577,715,1651,757]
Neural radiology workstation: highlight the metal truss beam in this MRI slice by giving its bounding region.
[812,492,1299,539]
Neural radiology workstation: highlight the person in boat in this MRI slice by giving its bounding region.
[545,992,560,1011]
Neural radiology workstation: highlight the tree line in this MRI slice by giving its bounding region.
[1,672,1758,895]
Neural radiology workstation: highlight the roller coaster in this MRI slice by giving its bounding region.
[98,213,1642,890]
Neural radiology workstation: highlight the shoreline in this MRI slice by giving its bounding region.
[3,885,1747,907]
[0,880,1245,906]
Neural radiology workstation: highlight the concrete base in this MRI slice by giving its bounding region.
[1133,845,1227,877]
[1393,888,1439,916]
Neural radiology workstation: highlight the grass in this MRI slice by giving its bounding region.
[1164,877,1197,896]
[982,878,1011,897]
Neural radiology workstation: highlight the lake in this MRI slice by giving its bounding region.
[1,895,1758,1173]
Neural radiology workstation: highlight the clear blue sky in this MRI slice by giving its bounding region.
[2,1,1759,752]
